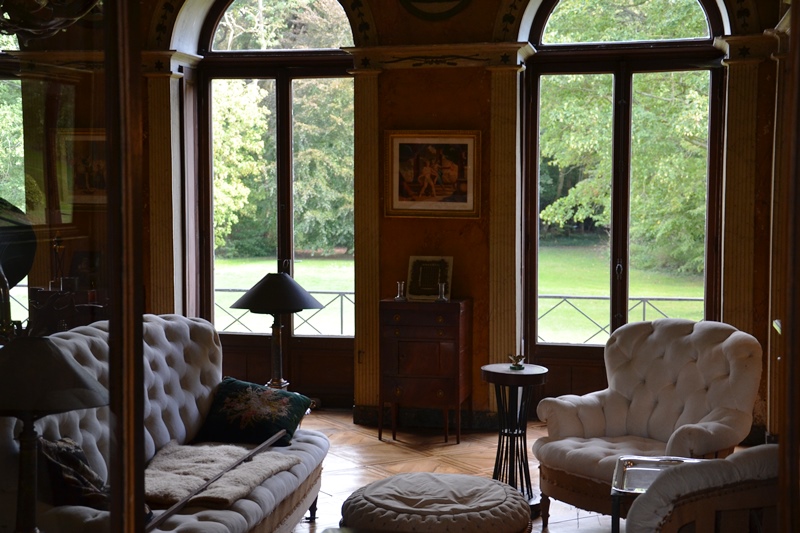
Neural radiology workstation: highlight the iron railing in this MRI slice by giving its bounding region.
[9,285,701,344]
[214,288,355,336]
[537,294,704,344]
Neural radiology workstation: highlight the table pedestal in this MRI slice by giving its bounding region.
[492,381,538,514]
[481,363,548,518]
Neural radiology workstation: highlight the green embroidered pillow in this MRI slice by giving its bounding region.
[194,377,312,446]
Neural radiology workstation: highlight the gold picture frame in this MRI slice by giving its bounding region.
[386,130,480,218]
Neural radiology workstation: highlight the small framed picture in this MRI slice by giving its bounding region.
[386,130,480,218]
[55,129,107,206]
[407,256,453,301]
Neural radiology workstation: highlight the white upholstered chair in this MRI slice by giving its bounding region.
[531,319,763,528]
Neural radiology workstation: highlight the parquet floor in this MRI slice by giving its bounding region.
[292,408,622,533]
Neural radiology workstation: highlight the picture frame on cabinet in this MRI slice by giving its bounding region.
[386,130,480,218]
[407,256,453,301]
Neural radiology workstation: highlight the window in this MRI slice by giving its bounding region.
[0,35,31,328]
[527,0,724,350]
[200,0,355,337]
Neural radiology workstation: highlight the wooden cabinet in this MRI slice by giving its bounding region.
[378,298,472,443]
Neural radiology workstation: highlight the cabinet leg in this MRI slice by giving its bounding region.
[443,408,449,443]
[378,401,383,440]
[456,406,461,444]
[391,402,397,441]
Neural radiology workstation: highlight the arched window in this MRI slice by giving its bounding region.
[542,0,711,44]
[198,0,355,339]
[526,0,724,371]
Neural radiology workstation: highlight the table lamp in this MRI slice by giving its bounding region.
[0,336,109,533]
[231,272,322,389]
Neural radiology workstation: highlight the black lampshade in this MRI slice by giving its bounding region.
[231,272,323,315]
[0,336,109,419]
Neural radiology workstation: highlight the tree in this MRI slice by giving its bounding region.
[0,80,25,211]
[211,0,355,258]
[537,0,711,274]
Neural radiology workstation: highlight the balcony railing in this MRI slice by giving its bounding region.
[10,285,700,345]
[537,294,704,344]
[214,289,355,336]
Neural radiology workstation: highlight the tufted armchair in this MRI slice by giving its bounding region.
[531,319,763,528]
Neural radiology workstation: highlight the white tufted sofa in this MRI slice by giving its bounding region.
[531,319,763,528]
[0,314,329,533]
[625,443,778,532]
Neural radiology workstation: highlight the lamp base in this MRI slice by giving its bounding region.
[267,377,289,390]
[16,418,39,533]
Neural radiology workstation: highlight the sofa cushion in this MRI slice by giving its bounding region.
[194,377,312,446]
[38,436,109,509]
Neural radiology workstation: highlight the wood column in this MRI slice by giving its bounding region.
[487,62,526,409]
[765,28,790,438]
[351,68,382,408]
[714,35,777,336]
[142,52,199,315]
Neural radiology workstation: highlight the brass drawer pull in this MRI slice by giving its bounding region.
[393,314,401,322]
[436,315,444,323]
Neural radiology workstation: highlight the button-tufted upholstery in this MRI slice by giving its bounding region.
[531,319,762,528]
[340,473,533,533]
[625,444,778,532]
[0,314,329,533]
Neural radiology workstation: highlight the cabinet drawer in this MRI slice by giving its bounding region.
[381,325,458,340]
[381,377,455,407]
[380,306,461,327]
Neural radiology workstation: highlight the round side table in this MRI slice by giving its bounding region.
[481,363,548,517]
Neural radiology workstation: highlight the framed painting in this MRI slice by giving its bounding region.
[55,129,107,206]
[386,130,480,218]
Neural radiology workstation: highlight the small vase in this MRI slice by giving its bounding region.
[436,282,448,302]
[395,281,406,301]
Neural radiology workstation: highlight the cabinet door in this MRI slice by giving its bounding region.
[397,340,457,376]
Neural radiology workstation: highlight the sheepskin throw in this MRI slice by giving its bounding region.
[145,440,300,508]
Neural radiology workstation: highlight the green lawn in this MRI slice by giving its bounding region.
[213,249,705,341]
[214,257,355,292]
[537,244,704,343]
[538,245,704,297]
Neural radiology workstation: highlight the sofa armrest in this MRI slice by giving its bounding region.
[537,389,625,438]
[665,408,752,457]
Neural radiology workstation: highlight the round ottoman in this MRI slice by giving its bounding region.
[340,472,532,532]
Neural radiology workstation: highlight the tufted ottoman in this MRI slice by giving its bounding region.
[340,472,532,532]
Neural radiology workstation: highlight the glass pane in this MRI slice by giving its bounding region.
[292,77,354,336]
[629,71,708,321]
[211,78,278,333]
[543,0,709,45]
[1,37,111,532]
[0,34,18,51]
[213,0,354,51]
[0,79,29,327]
[538,74,613,345]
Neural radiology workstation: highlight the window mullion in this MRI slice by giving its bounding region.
[610,66,632,333]
[276,72,293,275]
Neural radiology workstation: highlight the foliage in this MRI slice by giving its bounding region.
[214,0,353,51]
[538,0,712,274]
[0,80,25,211]
[211,0,354,258]
[544,0,708,44]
